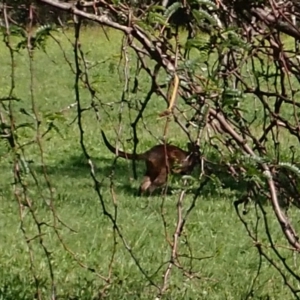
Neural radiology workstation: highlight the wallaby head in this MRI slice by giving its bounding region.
[101,130,200,195]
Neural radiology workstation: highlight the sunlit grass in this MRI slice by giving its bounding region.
[0,27,299,299]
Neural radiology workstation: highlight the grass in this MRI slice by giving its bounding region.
[0,26,300,299]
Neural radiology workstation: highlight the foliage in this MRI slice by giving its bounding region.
[1,0,300,299]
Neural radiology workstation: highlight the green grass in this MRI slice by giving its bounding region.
[0,27,300,299]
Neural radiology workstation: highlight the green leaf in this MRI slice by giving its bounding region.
[192,9,217,26]
[148,12,170,27]
[164,1,182,19]
[193,0,218,10]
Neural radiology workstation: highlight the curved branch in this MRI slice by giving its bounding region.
[37,0,131,33]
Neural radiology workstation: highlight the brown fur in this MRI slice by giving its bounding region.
[101,130,199,195]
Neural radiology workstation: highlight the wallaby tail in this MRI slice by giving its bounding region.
[101,130,144,160]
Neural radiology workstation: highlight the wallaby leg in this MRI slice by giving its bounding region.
[138,176,152,196]
[139,165,167,197]
[154,169,168,194]
[148,184,157,196]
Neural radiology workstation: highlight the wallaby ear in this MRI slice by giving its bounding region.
[187,142,194,152]
[187,142,200,153]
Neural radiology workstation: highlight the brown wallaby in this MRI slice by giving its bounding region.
[101,130,200,195]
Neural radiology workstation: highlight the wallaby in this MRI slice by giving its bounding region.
[101,130,200,195]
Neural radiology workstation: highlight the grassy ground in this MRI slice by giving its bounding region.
[0,26,300,299]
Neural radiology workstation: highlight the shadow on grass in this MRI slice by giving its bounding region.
[0,273,111,300]
[0,275,35,300]
[30,153,250,199]
[0,273,151,300]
